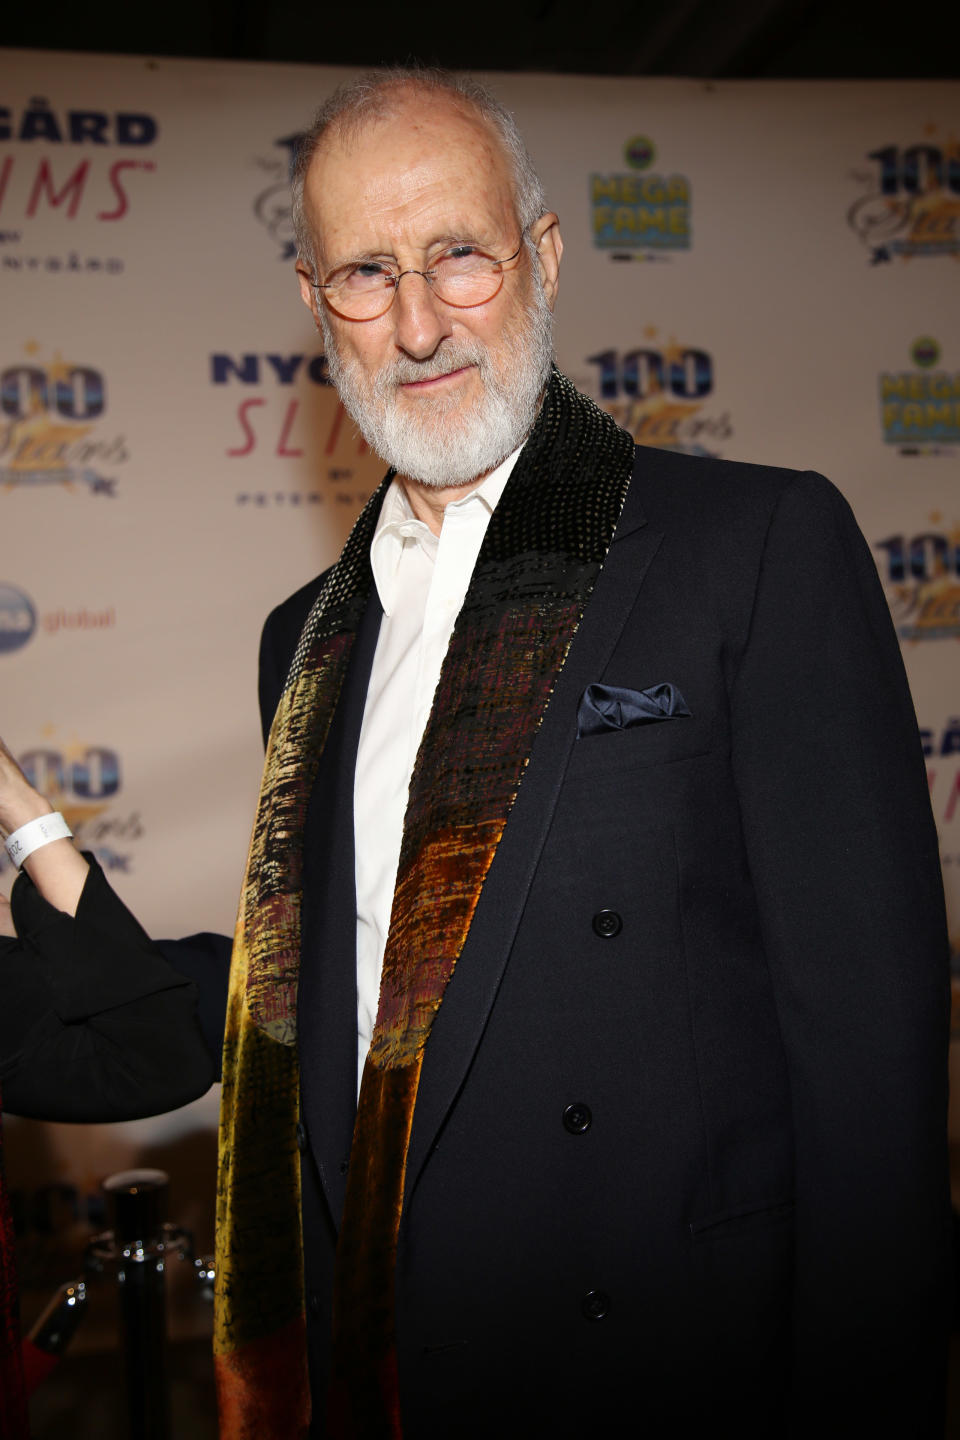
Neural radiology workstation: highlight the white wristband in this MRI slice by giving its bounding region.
[4,812,73,868]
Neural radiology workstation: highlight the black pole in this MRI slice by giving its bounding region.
[101,1168,171,1440]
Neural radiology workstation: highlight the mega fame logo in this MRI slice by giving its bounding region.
[879,337,959,452]
[847,130,960,263]
[0,345,127,495]
[0,99,158,276]
[874,517,960,641]
[0,733,141,877]
[586,332,732,455]
[211,350,382,509]
[590,134,691,258]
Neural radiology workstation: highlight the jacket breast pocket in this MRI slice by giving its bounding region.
[689,1197,795,1245]
[564,716,716,784]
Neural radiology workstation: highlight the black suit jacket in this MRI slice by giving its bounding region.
[257,443,948,1437]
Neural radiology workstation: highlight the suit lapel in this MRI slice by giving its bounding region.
[405,452,661,1203]
[299,592,382,1225]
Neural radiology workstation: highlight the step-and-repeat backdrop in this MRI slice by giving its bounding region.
[2,51,958,1332]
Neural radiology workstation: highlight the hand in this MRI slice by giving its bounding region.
[0,735,53,838]
[0,893,15,939]
[0,734,88,917]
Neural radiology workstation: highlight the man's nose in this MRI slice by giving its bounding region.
[390,273,453,359]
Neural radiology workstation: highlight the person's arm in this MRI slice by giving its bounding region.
[0,735,88,916]
[0,567,315,1117]
[0,738,224,1121]
[1,860,221,1120]
[728,473,950,1434]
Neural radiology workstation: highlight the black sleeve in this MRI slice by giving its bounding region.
[727,473,951,1432]
[0,857,224,1122]
[155,931,231,1076]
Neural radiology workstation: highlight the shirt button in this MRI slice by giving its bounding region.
[581,1290,610,1321]
[563,1103,593,1134]
[592,909,622,938]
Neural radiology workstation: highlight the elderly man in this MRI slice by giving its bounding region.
[2,66,947,1440]
[206,66,951,1439]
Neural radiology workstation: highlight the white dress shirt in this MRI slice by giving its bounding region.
[352,448,522,1094]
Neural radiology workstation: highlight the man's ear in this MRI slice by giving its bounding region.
[529,212,563,310]
[295,259,321,322]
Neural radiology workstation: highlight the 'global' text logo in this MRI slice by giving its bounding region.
[0,583,36,653]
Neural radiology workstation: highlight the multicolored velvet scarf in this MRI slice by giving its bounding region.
[214,371,635,1438]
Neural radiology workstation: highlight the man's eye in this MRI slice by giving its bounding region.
[437,246,490,273]
[338,261,393,291]
[336,263,391,290]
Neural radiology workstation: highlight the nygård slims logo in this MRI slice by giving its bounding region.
[0,99,159,275]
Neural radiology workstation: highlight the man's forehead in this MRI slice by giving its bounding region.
[314,99,506,187]
[305,95,517,258]
[324,89,497,158]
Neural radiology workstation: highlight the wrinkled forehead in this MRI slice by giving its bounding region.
[302,96,520,266]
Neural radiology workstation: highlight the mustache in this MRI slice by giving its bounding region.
[377,340,487,391]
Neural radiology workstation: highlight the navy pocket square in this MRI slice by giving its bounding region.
[577,682,692,739]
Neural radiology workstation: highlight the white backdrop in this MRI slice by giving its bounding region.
[2,51,958,1304]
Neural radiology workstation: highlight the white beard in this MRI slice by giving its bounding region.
[319,269,554,489]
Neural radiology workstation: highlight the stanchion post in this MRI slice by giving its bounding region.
[98,1168,172,1440]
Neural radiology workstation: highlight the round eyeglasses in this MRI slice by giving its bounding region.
[314,239,525,321]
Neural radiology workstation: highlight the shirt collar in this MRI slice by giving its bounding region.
[370,443,524,616]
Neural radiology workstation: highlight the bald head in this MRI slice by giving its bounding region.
[291,67,546,271]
